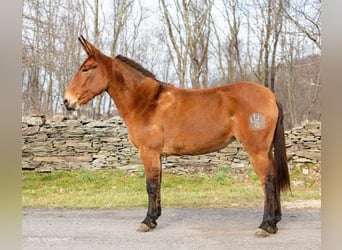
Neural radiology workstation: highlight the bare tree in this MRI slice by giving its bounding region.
[22,0,86,116]
[160,0,212,88]
[283,0,321,50]
[110,0,135,56]
[257,0,284,91]
[186,0,212,88]
[277,0,321,127]
[269,0,284,92]
[160,0,187,88]
[213,0,245,83]
[21,0,321,128]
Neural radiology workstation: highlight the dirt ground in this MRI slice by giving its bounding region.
[22,202,320,250]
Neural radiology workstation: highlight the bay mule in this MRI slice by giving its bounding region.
[64,36,290,237]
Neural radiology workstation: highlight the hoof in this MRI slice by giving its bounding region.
[255,228,270,238]
[137,223,150,232]
[266,225,278,234]
[150,222,157,229]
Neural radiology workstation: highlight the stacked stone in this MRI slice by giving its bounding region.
[285,122,321,166]
[22,115,321,173]
[22,115,140,172]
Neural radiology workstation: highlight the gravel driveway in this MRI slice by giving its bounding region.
[22,206,320,250]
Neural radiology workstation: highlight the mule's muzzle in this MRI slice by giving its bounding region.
[64,99,77,111]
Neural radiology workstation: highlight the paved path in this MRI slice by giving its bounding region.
[22,208,320,250]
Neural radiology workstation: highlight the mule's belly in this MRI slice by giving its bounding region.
[162,137,234,156]
[162,121,234,156]
[159,97,235,155]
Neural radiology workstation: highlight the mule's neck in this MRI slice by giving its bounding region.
[106,58,162,125]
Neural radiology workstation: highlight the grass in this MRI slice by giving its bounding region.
[22,166,320,209]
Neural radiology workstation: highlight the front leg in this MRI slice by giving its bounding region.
[137,148,162,232]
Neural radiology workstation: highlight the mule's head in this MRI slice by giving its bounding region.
[64,36,111,111]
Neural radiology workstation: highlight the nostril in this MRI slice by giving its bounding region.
[64,99,68,106]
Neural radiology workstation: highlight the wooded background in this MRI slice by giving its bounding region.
[22,0,321,129]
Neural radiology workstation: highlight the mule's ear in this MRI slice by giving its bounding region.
[78,35,95,56]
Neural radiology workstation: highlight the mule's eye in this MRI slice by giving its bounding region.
[82,68,89,72]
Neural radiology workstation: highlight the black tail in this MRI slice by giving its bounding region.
[274,99,291,192]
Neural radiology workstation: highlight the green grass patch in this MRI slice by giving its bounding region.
[22,167,320,209]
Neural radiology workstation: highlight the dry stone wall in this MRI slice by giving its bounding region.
[22,115,321,173]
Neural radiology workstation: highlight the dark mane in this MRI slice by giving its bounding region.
[115,55,157,80]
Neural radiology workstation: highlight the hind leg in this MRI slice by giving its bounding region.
[249,151,282,237]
